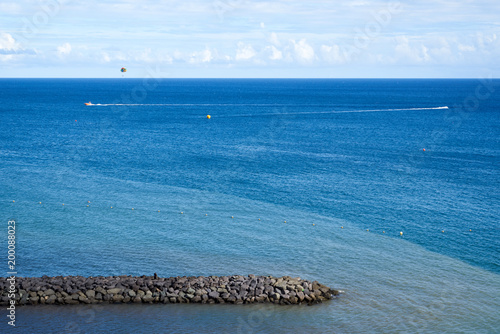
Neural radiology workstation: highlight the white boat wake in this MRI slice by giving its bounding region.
[232,106,450,117]
[83,102,449,117]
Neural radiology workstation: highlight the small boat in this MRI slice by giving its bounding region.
[84,102,92,106]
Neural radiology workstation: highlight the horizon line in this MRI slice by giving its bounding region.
[0,77,497,80]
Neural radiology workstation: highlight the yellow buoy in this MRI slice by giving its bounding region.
[111,206,113,209]
[62,203,65,206]
[442,230,445,233]
[383,231,385,233]
[12,200,15,203]
[132,208,134,210]
[366,229,369,232]
[231,216,234,219]
[181,212,184,214]
[341,226,343,229]
[87,205,89,207]
[400,231,403,236]
[158,210,160,212]
[207,115,211,119]
[39,202,42,204]
[258,218,261,221]
[313,224,316,226]
[469,229,472,232]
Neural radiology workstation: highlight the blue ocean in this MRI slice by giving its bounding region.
[1,79,499,333]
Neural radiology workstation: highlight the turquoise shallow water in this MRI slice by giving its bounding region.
[0,79,499,333]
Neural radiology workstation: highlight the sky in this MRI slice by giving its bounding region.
[0,0,499,78]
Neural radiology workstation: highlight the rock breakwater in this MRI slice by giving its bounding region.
[1,275,339,306]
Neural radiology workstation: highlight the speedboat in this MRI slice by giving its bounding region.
[84,102,92,106]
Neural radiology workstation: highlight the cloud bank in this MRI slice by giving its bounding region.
[0,0,499,77]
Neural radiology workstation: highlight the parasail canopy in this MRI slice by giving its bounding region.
[121,67,127,73]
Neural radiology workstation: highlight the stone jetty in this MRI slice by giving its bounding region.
[0,275,339,306]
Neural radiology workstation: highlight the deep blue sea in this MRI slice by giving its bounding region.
[0,79,499,333]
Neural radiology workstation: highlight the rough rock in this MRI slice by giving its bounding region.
[0,275,339,306]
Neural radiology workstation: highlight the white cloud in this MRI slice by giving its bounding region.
[458,44,476,52]
[158,53,174,64]
[101,52,111,63]
[99,50,127,63]
[132,48,173,64]
[428,42,451,62]
[173,50,183,61]
[268,32,281,46]
[189,48,213,64]
[57,42,72,56]
[321,44,345,64]
[0,33,20,51]
[388,35,486,65]
[266,45,283,60]
[393,36,431,64]
[476,32,497,50]
[421,45,430,62]
[0,32,32,62]
[291,39,315,63]
[235,42,256,61]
